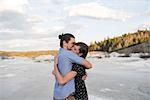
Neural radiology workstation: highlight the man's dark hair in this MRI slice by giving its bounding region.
[75,42,89,58]
[58,33,75,48]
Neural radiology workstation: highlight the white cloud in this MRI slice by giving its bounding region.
[0,28,23,33]
[65,2,135,21]
[0,11,31,31]
[27,15,46,23]
[0,0,31,35]
[46,23,86,37]
[138,22,150,30]
[144,22,150,26]
[30,26,47,34]
[144,8,150,16]
[0,0,85,51]
[46,26,65,37]
[0,0,28,13]
[30,25,63,35]
[50,26,65,32]
[0,38,59,51]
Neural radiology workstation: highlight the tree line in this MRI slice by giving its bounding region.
[89,29,150,52]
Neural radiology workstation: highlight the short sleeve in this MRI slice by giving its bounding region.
[72,64,85,76]
[67,51,84,64]
[72,64,78,72]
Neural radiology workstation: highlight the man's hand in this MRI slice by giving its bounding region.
[82,74,87,80]
[52,55,58,76]
[54,54,58,65]
[52,70,55,75]
[81,60,92,69]
[53,55,58,75]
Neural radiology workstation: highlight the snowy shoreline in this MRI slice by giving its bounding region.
[0,55,150,100]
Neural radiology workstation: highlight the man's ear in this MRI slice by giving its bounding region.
[63,41,66,44]
[79,53,83,57]
[63,41,67,46]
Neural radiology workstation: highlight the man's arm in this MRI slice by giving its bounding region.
[67,51,92,69]
[81,59,92,69]
[53,55,77,85]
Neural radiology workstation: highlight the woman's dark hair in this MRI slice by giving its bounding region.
[58,33,75,48]
[75,42,89,58]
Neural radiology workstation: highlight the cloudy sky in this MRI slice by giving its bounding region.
[0,0,150,51]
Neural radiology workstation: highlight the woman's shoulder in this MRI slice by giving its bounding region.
[73,63,83,67]
[72,64,85,70]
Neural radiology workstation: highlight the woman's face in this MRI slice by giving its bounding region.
[71,45,80,55]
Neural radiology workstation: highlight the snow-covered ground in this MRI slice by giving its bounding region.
[0,56,150,100]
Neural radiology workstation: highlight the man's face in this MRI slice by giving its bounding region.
[71,45,80,55]
[67,38,75,50]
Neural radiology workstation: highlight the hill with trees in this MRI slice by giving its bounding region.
[89,30,150,53]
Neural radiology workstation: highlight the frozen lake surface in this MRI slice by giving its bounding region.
[0,57,150,100]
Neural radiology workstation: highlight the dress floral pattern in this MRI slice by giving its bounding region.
[72,64,88,100]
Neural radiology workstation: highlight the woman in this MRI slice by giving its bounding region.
[53,42,89,100]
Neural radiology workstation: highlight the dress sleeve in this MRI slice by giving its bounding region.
[72,64,78,72]
[72,64,86,76]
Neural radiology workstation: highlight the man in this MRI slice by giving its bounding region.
[53,33,92,100]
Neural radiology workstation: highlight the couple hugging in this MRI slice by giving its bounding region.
[52,33,92,100]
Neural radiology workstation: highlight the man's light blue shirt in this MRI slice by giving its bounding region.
[54,48,84,99]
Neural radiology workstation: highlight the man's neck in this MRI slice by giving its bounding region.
[63,46,67,49]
